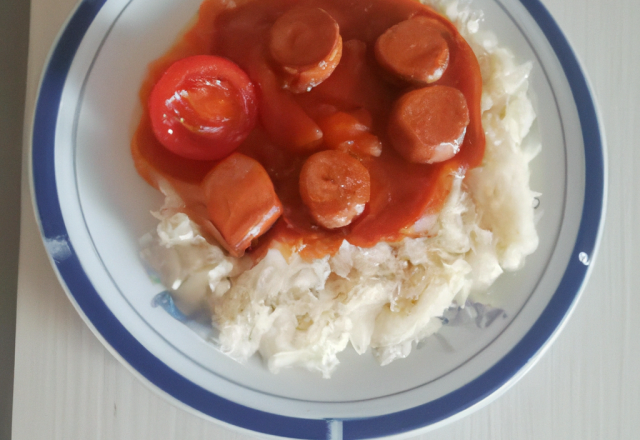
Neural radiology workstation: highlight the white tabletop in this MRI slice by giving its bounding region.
[13,0,639,438]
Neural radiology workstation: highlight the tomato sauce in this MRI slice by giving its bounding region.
[131,0,485,259]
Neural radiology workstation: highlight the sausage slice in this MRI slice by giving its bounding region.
[375,16,450,85]
[299,150,370,229]
[202,153,283,255]
[269,7,342,93]
[388,85,470,164]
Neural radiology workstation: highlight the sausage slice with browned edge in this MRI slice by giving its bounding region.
[269,7,342,93]
[299,150,370,229]
[375,16,450,85]
[202,153,283,256]
[388,85,470,164]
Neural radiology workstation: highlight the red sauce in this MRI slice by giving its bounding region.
[131,0,485,259]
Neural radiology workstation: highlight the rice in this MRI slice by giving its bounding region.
[141,0,540,378]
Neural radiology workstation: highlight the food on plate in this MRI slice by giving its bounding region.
[202,152,283,255]
[148,55,258,161]
[388,85,470,164]
[375,16,450,85]
[299,150,371,229]
[316,109,383,157]
[135,0,541,377]
[269,6,343,93]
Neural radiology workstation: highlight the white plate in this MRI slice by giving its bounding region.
[31,0,606,438]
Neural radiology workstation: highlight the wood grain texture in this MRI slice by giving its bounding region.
[13,0,640,438]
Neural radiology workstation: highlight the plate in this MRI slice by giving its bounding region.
[31,0,606,438]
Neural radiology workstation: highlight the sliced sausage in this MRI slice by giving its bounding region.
[388,85,470,164]
[375,16,450,85]
[202,153,283,255]
[299,150,370,229]
[269,7,342,93]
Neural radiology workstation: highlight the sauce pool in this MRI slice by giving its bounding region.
[131,0,485,259]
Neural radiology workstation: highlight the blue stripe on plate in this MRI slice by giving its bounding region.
[33,0,105,240]
[31,0,604,438]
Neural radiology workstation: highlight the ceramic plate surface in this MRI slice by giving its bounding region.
[31,0,605,438]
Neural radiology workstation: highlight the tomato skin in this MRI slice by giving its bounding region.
[148,55,258,161]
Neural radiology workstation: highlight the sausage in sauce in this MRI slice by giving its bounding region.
[299,150,370,229]
[269,7,343,93]
[202,153,283,255]
[375,16,450,85]
[388,85,470,164]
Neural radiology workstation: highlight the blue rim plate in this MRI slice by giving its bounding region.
[31,0,606,438]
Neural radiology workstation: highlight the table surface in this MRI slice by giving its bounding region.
[0,0,28,437]
[13,0,639,438]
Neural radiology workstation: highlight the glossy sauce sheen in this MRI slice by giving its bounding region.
[131,0,485,258]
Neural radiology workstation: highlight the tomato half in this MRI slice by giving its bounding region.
[148,55,258,161]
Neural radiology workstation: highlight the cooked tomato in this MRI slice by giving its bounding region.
[148,55,258,160]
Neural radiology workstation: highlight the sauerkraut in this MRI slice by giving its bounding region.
[141,0,540,378]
